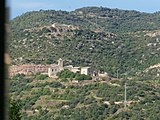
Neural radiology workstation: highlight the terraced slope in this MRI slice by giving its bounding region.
[9,73,160,119]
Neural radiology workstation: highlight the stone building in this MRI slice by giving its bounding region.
[63,65,74,71]
[81,67,93,75]
[48,58,64,77]
[48,59,94,77]
[9,58,99,78]
[70,67,81,73]
[9,58,64,76]
[9,64,54,76]
[64,65,92,75]
[64,65,81,73]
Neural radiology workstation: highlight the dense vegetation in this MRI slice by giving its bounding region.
[9,7,160,78]
[9,73,160,119]
[57,69,92,80]
[35,73,49,80]
[9,99,22,120]
[9,7,160,119]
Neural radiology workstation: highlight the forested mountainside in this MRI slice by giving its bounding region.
[9,7,160,120]
[9,7,160,78]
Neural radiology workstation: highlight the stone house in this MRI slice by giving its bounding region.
[64,65,81,73]
[81,67,93,75]
[70,67,81,73]
[48,58,64,77]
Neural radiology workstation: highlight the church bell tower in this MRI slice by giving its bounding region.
[58,58,63,68]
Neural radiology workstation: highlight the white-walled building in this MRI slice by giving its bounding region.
[48,58,64,77]
[81,67,92,75]
[48,58,94,77]
[70,67,81,73]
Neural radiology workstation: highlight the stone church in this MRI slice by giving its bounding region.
[48,58,93,77]
[48,58,64,77]
[9,58,95,77]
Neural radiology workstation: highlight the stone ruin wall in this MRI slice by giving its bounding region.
[9,64,56,76]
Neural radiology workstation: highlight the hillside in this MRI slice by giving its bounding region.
[9,6,160,78]
[9,73,160,119]
[9,7,160,119]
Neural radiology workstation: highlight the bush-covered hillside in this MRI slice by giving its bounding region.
[9,73,160,120]
[9,7,160,77]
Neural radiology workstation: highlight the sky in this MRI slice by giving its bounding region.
[8,0,160,19]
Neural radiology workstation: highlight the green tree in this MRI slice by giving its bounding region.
[9,99,22,120]
[35,74,48,80]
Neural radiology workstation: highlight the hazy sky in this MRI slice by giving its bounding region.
[9,0,160,19]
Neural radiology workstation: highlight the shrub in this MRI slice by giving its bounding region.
[49,82,64,88]
[57,69,92,81]
[57,69,76,78]
[35,74,48,80]
[75,74,92,81]
[12,73,25,80]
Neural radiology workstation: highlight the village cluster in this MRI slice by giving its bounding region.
[9,58,108,79]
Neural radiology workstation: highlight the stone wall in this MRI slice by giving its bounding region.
[9,64,55,76]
